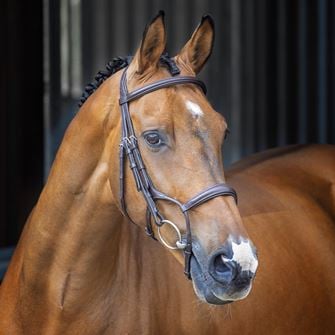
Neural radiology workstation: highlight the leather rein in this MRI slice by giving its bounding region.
[119,68,237,279]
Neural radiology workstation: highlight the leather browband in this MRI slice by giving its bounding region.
[119,76,207,105]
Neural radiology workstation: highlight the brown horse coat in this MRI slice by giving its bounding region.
[1,145,334,334]
[0,11,334,335]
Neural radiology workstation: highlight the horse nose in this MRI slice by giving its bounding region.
[208,239,258,287]
[233,270,255,290]
[209,253,238,285]
[209,255,255,288]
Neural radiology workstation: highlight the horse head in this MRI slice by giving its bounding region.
[100,12,258,305]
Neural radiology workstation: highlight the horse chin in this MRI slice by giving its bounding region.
[190,255,251,306]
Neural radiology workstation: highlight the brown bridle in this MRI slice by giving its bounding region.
[119,68,237,279]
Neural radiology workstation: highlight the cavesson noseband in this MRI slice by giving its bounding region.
[119,68,237,278]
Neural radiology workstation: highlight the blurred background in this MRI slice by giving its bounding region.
[1,0,334,277]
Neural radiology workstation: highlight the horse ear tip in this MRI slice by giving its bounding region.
[201,14,215,28]
[151,10,165,24]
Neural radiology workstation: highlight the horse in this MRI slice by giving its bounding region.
[1,12,335,334]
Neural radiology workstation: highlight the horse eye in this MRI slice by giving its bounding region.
[144,132,163,148]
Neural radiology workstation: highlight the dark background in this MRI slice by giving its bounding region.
[1,0,334,269]
[0,1,44,248]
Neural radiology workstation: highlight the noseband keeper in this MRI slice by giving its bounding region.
[118,68,237,279]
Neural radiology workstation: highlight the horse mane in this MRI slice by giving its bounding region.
[78,53,180,107]
[78,56,131,107]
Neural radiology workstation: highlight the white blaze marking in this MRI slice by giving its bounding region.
[223,240,258,273]
[186,100,204,119]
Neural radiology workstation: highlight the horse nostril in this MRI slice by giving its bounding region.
[214,255,231,274]
[210,254,237,285]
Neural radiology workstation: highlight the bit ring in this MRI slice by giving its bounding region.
[157,220,186,250]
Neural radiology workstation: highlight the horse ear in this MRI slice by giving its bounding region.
[175,15,215,75]
[129,11,166,75]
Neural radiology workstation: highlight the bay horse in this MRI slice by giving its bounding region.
[1,12,335,334]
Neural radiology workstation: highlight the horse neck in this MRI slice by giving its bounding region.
[13,78,141,306]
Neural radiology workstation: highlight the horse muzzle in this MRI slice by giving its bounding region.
[190,238,258,305]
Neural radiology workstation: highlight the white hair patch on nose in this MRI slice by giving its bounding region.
[231,240,258,273]
[186,100,204,119]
